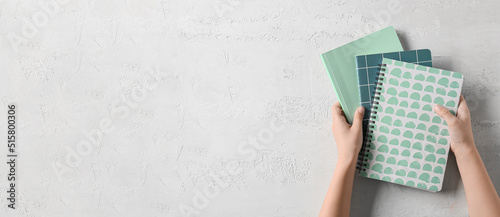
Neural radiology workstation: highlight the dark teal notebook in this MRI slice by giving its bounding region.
[356,49,432,130]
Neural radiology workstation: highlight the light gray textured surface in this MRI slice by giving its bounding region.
[0,0,499,216]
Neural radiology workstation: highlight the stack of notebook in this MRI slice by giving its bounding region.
[321,26,464,192]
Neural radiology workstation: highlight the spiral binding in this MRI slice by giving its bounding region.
[356,63,387,173]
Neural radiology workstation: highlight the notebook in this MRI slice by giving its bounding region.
[356,49,432,132]
[357,58,464,192]
[321,26,403,123]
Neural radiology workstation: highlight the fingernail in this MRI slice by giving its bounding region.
[434,105,442,111]
[357,106,365,114]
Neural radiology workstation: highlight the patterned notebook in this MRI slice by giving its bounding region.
[357,58,463,192]
[356,49,432,131]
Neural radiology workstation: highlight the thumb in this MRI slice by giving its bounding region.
[351,106,365,132]
[434,105,458,126]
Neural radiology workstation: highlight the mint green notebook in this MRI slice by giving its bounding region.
[321,26,403,123]
[358,58,464,192]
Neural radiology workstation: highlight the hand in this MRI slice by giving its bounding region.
[331,102,365,164]
[434,95,476,156]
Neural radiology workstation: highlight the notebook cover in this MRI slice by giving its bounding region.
[358,58,464,192]
[356,49,432,132]
[320,26,403,123]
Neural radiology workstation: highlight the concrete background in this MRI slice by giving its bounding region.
[0,0,499,216]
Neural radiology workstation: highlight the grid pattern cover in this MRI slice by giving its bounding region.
[356,49,432,125]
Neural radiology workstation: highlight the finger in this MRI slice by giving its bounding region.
[434,104,458,126]
[351,106,365,132]
[331,102,347,125]
[456,95,470,120]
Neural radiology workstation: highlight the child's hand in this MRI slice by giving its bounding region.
[331,102,365,164]
[434,95,475,156]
